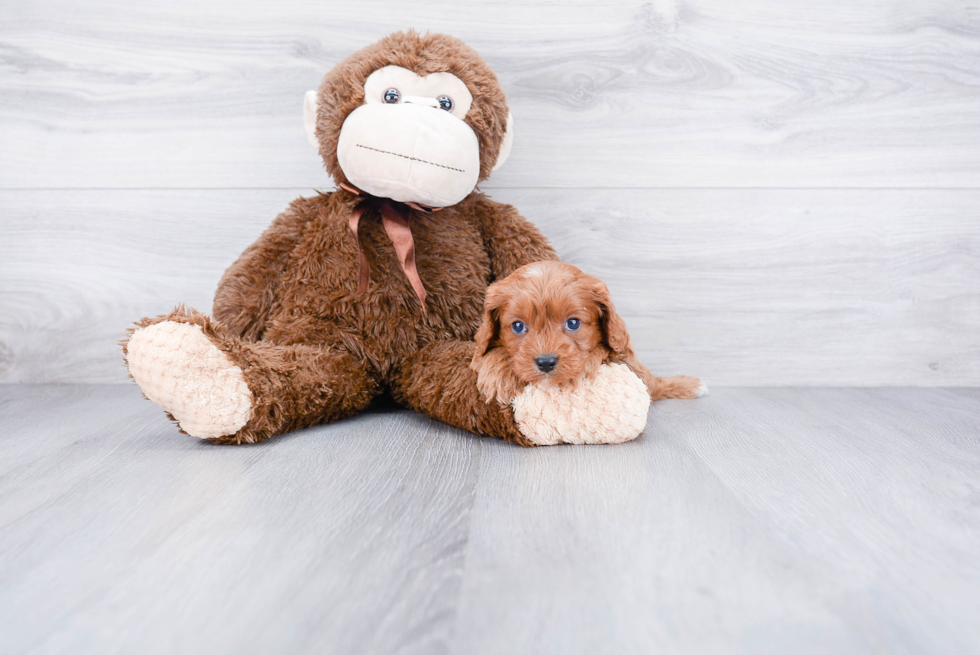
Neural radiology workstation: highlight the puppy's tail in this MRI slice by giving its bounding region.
[648,375,706,400]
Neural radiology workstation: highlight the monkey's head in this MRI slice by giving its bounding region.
[304,31,514,208]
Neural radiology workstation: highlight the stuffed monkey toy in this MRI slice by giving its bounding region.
[123,30,655,446]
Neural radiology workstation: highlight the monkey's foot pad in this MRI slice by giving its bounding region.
[511,363,650,446]
[126,321,253,439]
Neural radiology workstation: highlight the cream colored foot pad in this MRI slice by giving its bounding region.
[127,321,253,439]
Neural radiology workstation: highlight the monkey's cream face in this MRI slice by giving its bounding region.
[337,66,478,206]
[305,65,514,208]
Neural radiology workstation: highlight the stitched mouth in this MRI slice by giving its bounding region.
[355,144,465,173]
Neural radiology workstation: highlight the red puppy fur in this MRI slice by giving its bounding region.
[471,261,703,405]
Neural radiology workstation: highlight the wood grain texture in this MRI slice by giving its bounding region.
[450,386,980,654]
[0,385,480,655]
[1,385,978,654]
[1,188,977,385]
[2,0,979,189]
[0,189,300,383]
[1,1,978,384]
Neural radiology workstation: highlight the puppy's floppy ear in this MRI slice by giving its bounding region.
[471,282,507,371]
[587,276,633,357]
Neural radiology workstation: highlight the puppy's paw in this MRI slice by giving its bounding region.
[126,321,253,439]
[511,363,649,446]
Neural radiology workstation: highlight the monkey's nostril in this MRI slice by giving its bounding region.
[534,354,558,373]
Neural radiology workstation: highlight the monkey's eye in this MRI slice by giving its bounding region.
[436,95,454,111]
[383,88,401,104]
[511,321,527,335]
[565,318,581,331]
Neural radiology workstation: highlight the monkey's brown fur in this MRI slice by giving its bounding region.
[123,32,555,445]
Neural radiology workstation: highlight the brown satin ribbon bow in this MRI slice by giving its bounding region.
[341,182,442,311]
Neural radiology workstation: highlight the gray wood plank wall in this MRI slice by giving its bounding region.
[1,0,978,385]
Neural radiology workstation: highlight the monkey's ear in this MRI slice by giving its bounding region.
[303,90,320,149]
[491,112,514,172]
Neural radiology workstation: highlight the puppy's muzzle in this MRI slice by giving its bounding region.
[535,354,558,373]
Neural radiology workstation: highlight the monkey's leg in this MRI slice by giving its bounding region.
[123,308,378,444]
[392,340,535,447]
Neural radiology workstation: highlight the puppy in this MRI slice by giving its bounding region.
[471,261,705,407]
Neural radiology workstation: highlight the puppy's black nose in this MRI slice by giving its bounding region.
[535,354,558,373]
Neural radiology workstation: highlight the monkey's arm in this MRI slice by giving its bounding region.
[212,197,317,340]
[473,196,558,280]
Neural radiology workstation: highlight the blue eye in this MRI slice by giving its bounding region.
[511,321,526,334]
[437,95,454,111]
[565,318,581,331]
[383,88,401,104]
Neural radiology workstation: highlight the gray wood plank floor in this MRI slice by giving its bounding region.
[1,385,978,654]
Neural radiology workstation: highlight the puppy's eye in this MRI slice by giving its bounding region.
[511,321,527,335]
[383,88,401,104]
[437,95,454,111]
[565,318,581,331]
